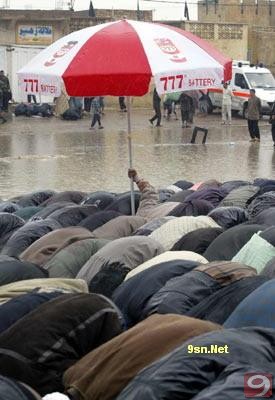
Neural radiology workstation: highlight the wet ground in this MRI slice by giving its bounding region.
[0,109,274,199]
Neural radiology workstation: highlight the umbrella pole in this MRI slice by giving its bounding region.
[126,96,135,216]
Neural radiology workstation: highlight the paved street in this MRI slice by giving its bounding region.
[0,109,273,199]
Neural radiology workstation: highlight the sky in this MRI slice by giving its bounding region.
[0,0,198,20]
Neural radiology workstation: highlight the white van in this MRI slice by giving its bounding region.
[206,60,275,118]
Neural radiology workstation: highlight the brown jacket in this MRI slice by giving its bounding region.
[64,314,221,400]
[136,180,180,220]
[91,216,146,240]
[20,227,93,267]
[195,261,257,286]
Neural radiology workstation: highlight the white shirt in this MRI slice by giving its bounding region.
[222,87,233,105]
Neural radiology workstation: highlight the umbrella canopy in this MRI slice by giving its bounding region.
[17,19,232,97]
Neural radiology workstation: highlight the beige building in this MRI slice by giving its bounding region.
[198,0,275,73]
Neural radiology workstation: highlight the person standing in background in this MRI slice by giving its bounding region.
[27,94,37,104]
[0,80,7,123]
[221,82,233,125]
[269,101,275,147]
[178,92,194,128]
[247,89,261,142]
[99,97,105,115]
[90,97,104,130]
[149,88,162,127]
[119,97,127,112]
[0,71,11,111]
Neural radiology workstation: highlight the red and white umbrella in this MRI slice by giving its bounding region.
[17,19,232,214]
[18,19,232,97]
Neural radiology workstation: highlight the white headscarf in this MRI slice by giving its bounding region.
[43,394,70,400]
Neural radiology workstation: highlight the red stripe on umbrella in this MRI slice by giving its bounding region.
[63,20,152,97]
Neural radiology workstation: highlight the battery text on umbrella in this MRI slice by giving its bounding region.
[23,78,59,95]
[189,78,216,87]
[44,40,78,67]
[154,38,187,63]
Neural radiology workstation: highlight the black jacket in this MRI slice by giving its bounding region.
[112,259,199,327]
[117,327,275,399]
[0,293,124,395]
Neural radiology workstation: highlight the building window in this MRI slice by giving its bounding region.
[218,24,243,40]
[188,23,214,40]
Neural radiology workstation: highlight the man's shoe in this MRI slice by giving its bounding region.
[249,138,256,142]
[156,124,162,127]
[149,119,153,126]
[99,126,104,129]
[255,138,260,142]
[89,127,95,130]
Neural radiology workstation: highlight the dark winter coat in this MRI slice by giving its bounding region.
[208,206,248,229]
[168,199,214,217]
[79,211,121,232]
[112,259,200,327]
[0,375,42,400]
[30,201,75,221]
[0,291,62,334]
[184,187,228,207]
[173,180,193,190]
[41,191,87,206]
[0,256,48,286]
[0,202,20,213]
[168,189,194,203]
[203,224,265,261]
[251,207,275,226]
[142,270,221,318]
[13,190,55,207]
[116,327,275,399]
[247,191,275,219]
[224,279,275,328]
[105,192,141,215]
[0,213,25,250]
[0,293,124,395]
[220,184,259,208]
[221,180,250,193]
[82,191,116,209]
[188,275,268,324]
[14,206,43,221]
[1,219,61,258]
[171,227,224,254]
[48,205,98,227]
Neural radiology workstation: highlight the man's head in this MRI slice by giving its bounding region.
[223,82,228,89]
[250,89,256,97]
[0,71,4,76]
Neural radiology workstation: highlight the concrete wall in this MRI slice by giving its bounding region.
[185,21,248,60]
[250,27,275,73]
[198,0,274,26]
[197,0,275,71]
